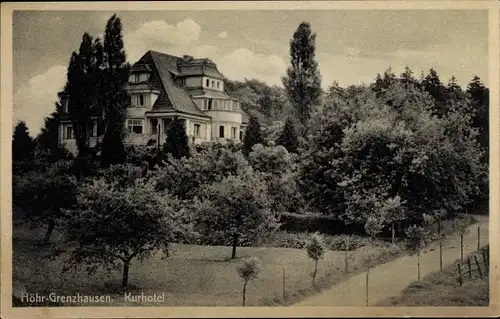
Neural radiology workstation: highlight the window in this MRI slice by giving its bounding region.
[231,101,237,111]
[214,99,219,109]
[231,127,237,139]
[151,119,158,135]
[90,121,98,137]
[176,78,186,87]
[211,80,215,88]
[239,131,243,140]
[194,124,201,137]
[208,99,212,110]
[206,79,210,87]
[134,74,140,83]
[63,99,69,113]
[203,99,208,110]
[217,81,220,89]
[139,94,144,106]
[63,125,73,139]
[219,125,224,138]
[127,119,143,134]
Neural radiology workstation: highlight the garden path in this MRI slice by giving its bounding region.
[294,215,489,306]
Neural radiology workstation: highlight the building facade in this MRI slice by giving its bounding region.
[58,50,248,154]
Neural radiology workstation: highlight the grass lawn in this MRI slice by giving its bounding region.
[377,249,489,306]
[13,225,401,307]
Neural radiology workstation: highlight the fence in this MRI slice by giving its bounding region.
[455,246,489,286]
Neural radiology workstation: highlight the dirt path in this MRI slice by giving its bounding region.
[294,215,489,306]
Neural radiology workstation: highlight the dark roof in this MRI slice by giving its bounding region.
[177,57,225,79]
[187,89,233,99]
[130,61,152,73]
[125,82,160,92]
[136,51,210,118]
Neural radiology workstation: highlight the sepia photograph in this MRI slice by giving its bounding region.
[1,1,499,318]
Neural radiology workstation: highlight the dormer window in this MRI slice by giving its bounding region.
[63,99,69,113]
[206,79,210,87]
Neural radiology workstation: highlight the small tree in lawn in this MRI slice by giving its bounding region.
[237,257,261,307]
[163,116,190,159]
[58,171,196,289]
[457,218,470,261]
[196,167,278,259]
[364,216,385,247]
[13,161,77,244]
[305,232,325,287]
[404,224,429,281]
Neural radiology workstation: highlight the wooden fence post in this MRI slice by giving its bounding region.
[467,256,472,278]
[282,268,286,301]
[366,268,369,307]
[477,226,480,250]
[345,237,349,273]
[474,255,483,279]
[481,248,488,276]
[460,233,464,262]
[439,239,443,270]
[457,263,463,286]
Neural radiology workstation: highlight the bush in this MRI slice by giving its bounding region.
[278,212,367,236]
[261,231,373,251]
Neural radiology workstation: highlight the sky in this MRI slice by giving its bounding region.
[12,10,488,135]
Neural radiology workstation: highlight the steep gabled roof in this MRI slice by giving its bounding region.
[133,51,209,118]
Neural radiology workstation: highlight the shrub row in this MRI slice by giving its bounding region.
[260,231,373,251]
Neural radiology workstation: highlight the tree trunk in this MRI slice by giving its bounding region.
[437,220,441,236]
[42,220,55,244]
[122,260,130,289]
[417,250,420,281]
[231,234,238,259]
[312,259,318,287]
[242,281,247,307]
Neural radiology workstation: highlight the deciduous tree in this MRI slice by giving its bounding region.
[195,168,278,259]
[58,172,196,288]
[305,232,325,287]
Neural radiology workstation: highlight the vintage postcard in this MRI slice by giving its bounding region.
[1,1,499,318]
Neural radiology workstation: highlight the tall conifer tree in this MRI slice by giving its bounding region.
[100,14,130,167]
[276,118,299,153]
[282,22,322,134]
[163,116,190,159]
[243,115,263,156]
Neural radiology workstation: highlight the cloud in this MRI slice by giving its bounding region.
[190,44,219,59]
[124,19,202,62]
[217,31,228,39]
[13,65,67,135]
[217,48,287,86]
